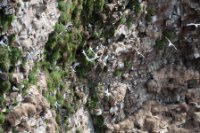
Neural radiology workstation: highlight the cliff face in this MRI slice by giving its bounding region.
[0,0,60,132]
[1,0,200,133]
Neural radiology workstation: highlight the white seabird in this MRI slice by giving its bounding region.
[165,36,177,50]
[186,23,200,28]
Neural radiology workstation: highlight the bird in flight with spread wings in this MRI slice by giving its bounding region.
[165,36,177,50]
[186,23,200,28]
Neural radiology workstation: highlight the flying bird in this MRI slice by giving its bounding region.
[165,36,177,50]
[186,23,200,28]
[133,48,145,58]
[82,49,99,62]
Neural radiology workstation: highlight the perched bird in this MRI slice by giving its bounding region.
[27,92,33,96]
[103,55,109,62]
[0,35,8,47]
[104,89,111,97]
[12,86,19,91]
[190,102,200,109]
[64,22,73,31]
[186,23,200,28]
[54,101,61,109]
[94,108,103,116]
[71,62,80,72]
[165,36,177,50]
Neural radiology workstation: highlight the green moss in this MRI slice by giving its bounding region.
[0,114,5,124]
[6,15,15,23]
[127,16,134,29]
[0,47,10,72]
[163,30,174,39]
[0,81,11,93]
[17,2,21,8]
[21,79,29,93]
[28,69,37,85]
[95,0,105,12]
[134,2,141,15]
[58,1,67,12]
[0,126,3,133]
[49,49,61,64]
[56,113,62,124]
[155,37,166,50]
[84,0,94,17]
[118,15,127,25]
[145,7,154,22]
[113,69,122,77]
[0,14,15,32]
[63,103,75,114]
[93,115,104,132]
[0,97,4,107]
[9,47,22,66]
[57,93,64,105]
[124,60,132,69]
[76,129,82,133]
[8,34,16,44]
[54,23,65,33]
[47,95,56,108]
[127,0,141,15]
[104,26,115,38]
[47,70,64,92]
[87,96,99,109]
[2,21,8,33]
[59,12,70,23]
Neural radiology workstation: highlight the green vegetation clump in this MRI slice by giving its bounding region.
[0,47,10,72]
[76,128,82,133]
[87,96,99,109]
[9,47,22,66]
[58,1,67,12]
[28,67,37,85]
[113,69,122,77]
[0,81,11,93]
[47,70,63,91]
[155,30,175,50]
[145,7,154,22]
[124,60,132,69]
[127,0,141,15]
[163,29,174,39]
[155,37,166,49]
[92,115,104,132]
[84,0,94,17]
[0,113,5,125]
[134,2,141,15]
[8,34,16,44]
[17,2,21,8]
[43,2,86,130]
[95,0,105,12]
[0,13,15,32]
[0,4,24,131]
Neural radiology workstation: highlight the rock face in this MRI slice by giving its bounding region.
[4,69,60,132]
[3,0,200,132]
[6,85,57,132]
[147,65,200,94]
[9,0,59,74]
[109,83,127,106]
[2,0,60,132]
[86,0,200,132]
[67,107,95,133]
